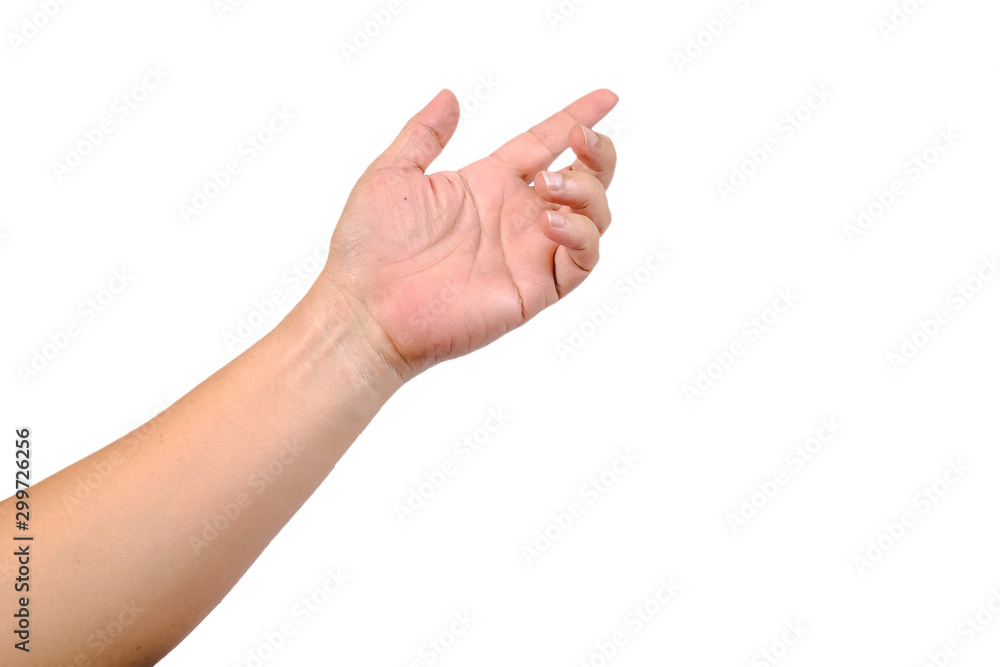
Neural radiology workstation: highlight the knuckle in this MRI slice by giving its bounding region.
[583,219,598,237]
[571,172,603,198]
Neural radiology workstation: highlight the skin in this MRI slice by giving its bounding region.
[1,87,619,666]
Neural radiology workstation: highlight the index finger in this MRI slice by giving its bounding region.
[489,89,619,182]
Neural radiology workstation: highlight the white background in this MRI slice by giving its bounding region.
[3,0,1000,665]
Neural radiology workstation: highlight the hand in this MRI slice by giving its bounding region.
[320,88,620,380]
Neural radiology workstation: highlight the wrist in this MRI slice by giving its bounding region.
[293,278,411,396]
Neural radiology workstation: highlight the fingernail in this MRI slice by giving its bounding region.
[581,125,599,148]
[541,171,564,190]
[547,210,566,228]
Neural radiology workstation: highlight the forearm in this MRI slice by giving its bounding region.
[2,283,403,666]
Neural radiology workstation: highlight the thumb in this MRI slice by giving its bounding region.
[375,89,460,173]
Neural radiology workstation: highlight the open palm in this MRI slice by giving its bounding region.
[323,88,619,378]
